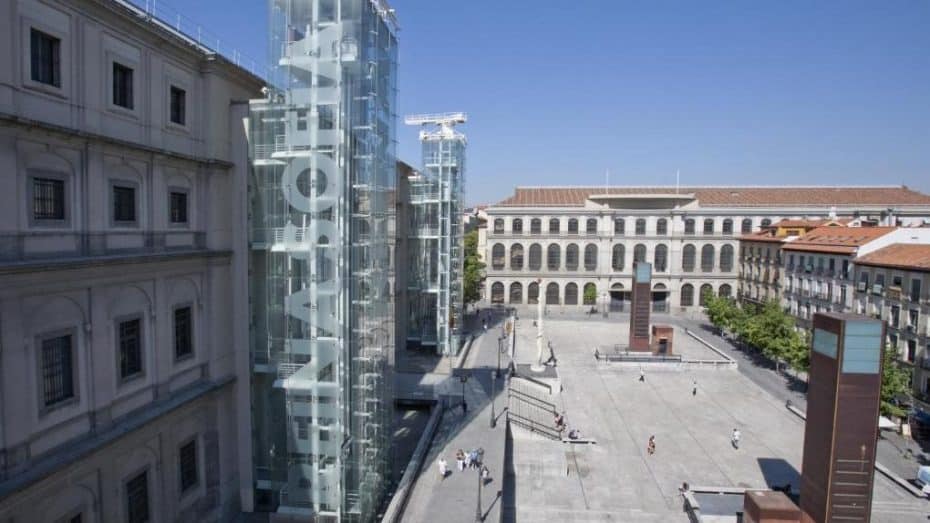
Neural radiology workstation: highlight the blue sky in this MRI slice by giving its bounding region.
[151,1,930,205]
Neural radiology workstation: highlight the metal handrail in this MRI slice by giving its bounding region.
[509,387,557,411]
[506,411,561,440]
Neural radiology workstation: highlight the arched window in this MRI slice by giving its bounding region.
[680,284,694,306]
[509,282,523,304]
[682,244,696,272]
[510,243,524,270]
[761,218,772,227]
[493,219,504,234]
[701,245,715,272]
[528,282,540,304]
[699,284,714,306]
[612,244,625,271]
[547,243,561,270]
[491,282,504,303]
[583,283,597,305]
[568,219,579,234]
[549,218,560,233]
[722,219,733,235]
[634,244,647,263]
[656,219,668,235]
[635,218,646,235]
[512,218,523,234]
[654,244,668,272]
[684,219,695,235]
[584,244,598,271]
[492,243,505,270]
[703,219,714,235]
[719,284,732,298]
[586,218,598,234]
[614,219,625,235]
[565,244,579,271]
[546,283,560,304]
[528,244,542,270]
[741,218,752,233]
[530,218,541,234]
[719,244,734,272]
[564,283,578,305]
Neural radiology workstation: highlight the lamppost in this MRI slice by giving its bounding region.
[475,462,483,522]
[460,371,469,414]
[489,370,497,428]
[496,335,504,377]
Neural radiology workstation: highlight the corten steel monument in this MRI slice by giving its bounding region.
[800,313,884,523]
[628,261,652,351]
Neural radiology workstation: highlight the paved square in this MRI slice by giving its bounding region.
[508,317,928,522]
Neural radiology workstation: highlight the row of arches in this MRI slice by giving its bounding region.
[490,242,735,273]
[492,217,774,235]
[488,281,733,306]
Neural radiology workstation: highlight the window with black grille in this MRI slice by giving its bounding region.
[113,62,134,109]
[119,318,143,379]
[169,86,186,125]
[33,177,65,220]
[31,28,61,87]
[170,191,188,224]
[113,185,136,223]
[125,471,149,523]
[41,334,74,407]
[179,440,198,493]
[174,307,192,359]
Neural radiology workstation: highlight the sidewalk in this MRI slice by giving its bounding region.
[398,311,510,523]
[676,316,929,484]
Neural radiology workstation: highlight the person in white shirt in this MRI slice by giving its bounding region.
[731,428,741,449]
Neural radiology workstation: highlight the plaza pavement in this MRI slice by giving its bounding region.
[506,316,929,522]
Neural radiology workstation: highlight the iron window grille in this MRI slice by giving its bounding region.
[113,185,136,222]
[41,334,74,407]
[170,191,188,224]
[33,177,65,220]
[125,471,149,523]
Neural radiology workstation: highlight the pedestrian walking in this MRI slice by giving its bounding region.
[456,449,465,471]
[639,367,645,382]
[481,465,490,486]
[437,457,448,479]
[731,428,741,449]
[692,380,698,396]
[647,435,656,455]
[464,451,472,469]
[483,320,488,333]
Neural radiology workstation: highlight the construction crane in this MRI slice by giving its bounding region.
[404,112,467,141]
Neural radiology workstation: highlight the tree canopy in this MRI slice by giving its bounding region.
[463,230,484,305]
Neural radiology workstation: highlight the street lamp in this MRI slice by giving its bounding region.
[489,371,496,428]
[475,462,483,522]
[460,371,469,414]
[496,335,504,378]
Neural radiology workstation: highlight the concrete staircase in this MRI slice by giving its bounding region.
[507,376,562,440]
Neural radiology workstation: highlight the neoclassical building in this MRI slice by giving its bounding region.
[0,1,261,521]
[482,186,930,313]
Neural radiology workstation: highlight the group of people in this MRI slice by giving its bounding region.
[554,411,582,439]
[437,448,490,483]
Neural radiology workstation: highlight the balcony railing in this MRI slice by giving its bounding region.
[0,231,208,263]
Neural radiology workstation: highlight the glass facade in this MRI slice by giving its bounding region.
[405,115,466,355]
[248,0,397,520]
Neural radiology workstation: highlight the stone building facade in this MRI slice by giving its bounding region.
[0,1,261,521]
[484,186,930,314]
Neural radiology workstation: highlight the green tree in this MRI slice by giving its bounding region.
[463,230,485,305]
[881,345,912,418]
[583,284,598,306]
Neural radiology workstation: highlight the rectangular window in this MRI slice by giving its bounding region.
[169,191,188,224]
[169,86,186,125]
[113,185,136,223]
[179,440,198,493]
[31,28,61,87]
[174,306,193,359]
[113,62,134,109]
[33,177,65,220]
[912,279,922,302]
[125,471,149,523]
[118,318,143,380]
[41,334,74,407]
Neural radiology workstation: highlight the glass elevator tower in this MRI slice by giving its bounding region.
[247,1,397,520]
[404,113,467,356]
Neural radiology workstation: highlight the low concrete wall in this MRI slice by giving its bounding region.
[380,403,444,523]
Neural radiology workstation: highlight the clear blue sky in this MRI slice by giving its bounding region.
[149,0,930,205]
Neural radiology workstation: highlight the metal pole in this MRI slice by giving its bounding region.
[475,465,483,521]
[496,336,502,377]
[490,371,496,428]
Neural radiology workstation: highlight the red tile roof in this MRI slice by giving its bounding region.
[855,244,930,272]
[781,226,896,255]
[494,186,930,207]
[739,230,789,244]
